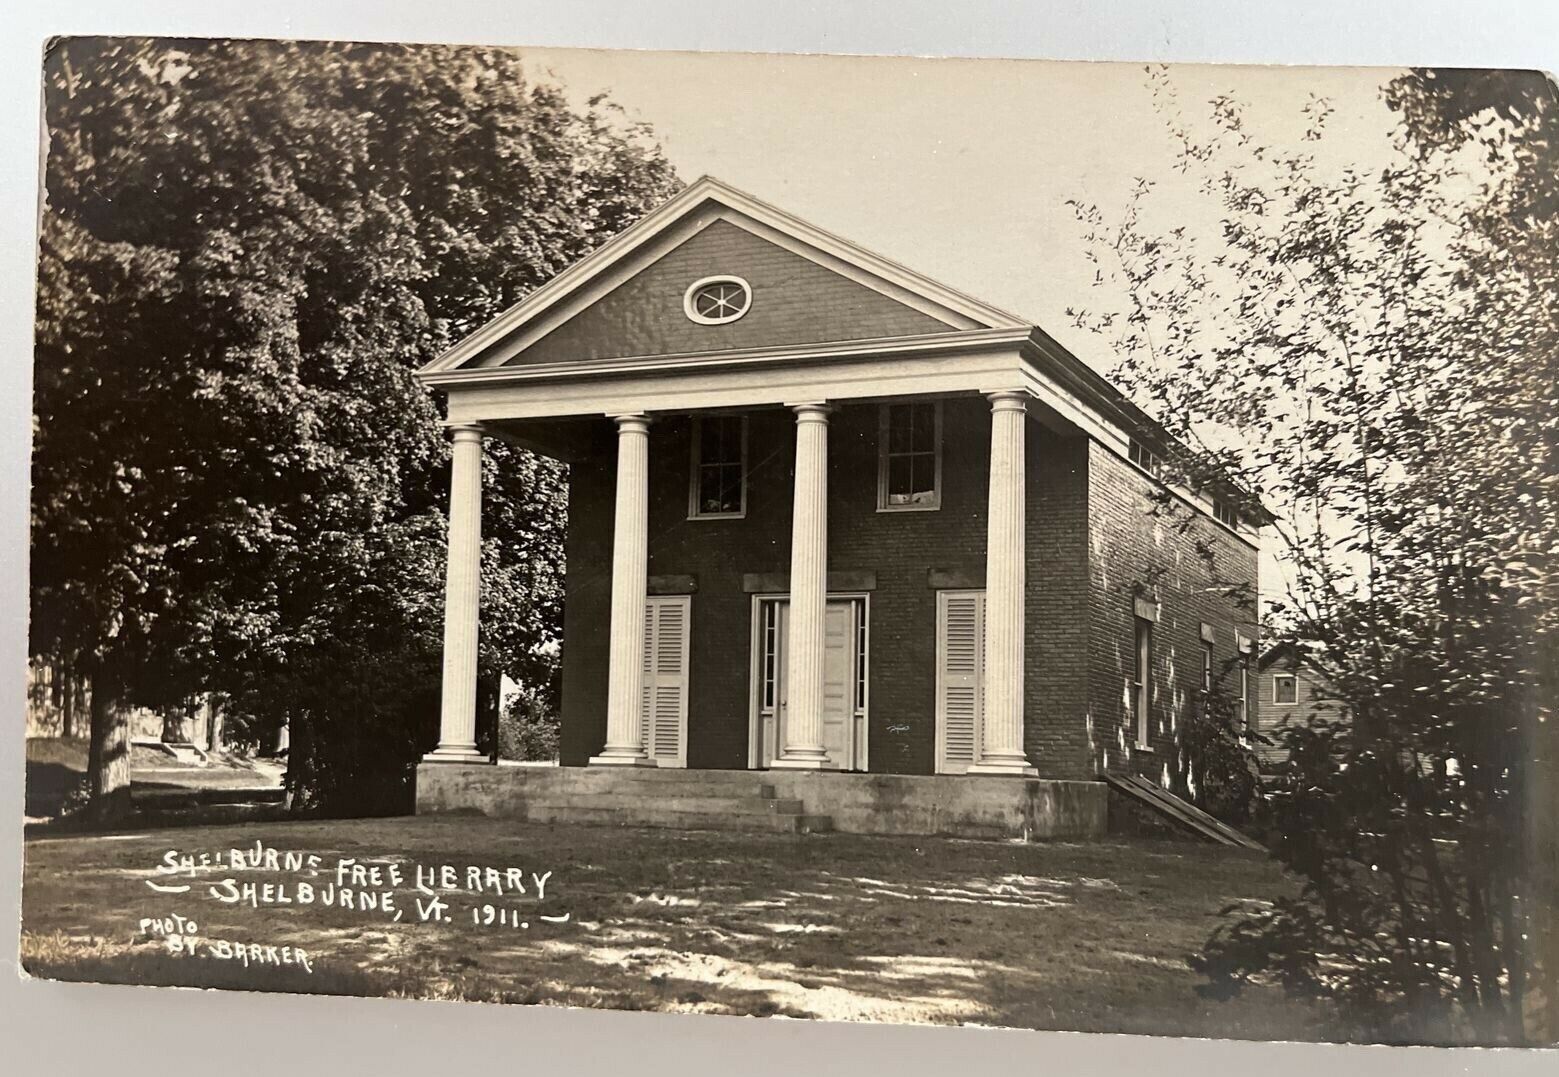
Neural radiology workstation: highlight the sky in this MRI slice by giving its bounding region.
[516,48,1419,610]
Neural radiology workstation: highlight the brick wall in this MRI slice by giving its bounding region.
[1083,441,1260,781]
[516,219,954,366]
[557,404,1260,780]
[558,399,1096,775]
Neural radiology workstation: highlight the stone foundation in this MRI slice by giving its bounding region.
[416,763,1107,842]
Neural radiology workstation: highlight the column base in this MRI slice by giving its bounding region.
[588,750,655,767]
[966,758,1039,777]
[422,745,487,764]
[769,754,831,771]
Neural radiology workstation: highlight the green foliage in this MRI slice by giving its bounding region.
[498,680,561,763]
[1070,66,1555,1044]
[32,38,680,814]
[1172,685,1260,825]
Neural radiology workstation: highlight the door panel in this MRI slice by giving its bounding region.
[759,598,861,770]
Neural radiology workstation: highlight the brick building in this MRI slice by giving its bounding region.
[413,178,1264,836]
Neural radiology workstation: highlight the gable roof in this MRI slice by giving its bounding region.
[419,175,1028,375]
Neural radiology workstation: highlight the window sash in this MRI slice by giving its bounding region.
[1133,617,1152,746]
[878,402,942,510]
[689,415,746,517]
[1273,673,1298,705]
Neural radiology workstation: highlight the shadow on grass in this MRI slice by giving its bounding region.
[19,818,1325,1036]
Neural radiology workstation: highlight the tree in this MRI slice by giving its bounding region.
[32,38,680,818]
[1067,67,1554,1044]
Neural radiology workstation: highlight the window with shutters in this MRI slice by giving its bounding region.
[639,595,690,766]
[877,401,942,510]
[936,590,985,774]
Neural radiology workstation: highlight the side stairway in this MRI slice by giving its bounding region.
[516,767,834,835]
[1103,773,1265,851]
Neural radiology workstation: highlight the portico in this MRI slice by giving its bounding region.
[421,378,1048,775]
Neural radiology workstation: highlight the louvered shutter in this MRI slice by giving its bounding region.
[640,596,690,767]
[937,590,985,774]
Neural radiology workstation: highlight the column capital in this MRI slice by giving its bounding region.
[610,412,651,434]
[984,389,1030,412]
[787,401,833,422]
[442,421,486,441]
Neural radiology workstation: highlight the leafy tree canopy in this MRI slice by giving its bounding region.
[32,38,681,809]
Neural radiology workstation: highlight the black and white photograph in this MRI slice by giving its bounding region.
[13,19,1558,1056]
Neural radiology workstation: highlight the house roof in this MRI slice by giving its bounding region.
[420,175,1272,525]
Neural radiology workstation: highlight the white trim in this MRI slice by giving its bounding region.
[427,326,1032,388]
[687,414,748,519]
[444,339,1031,424]
[421,175,1025,374]
[683,275,752,326]
[876,400,944,512]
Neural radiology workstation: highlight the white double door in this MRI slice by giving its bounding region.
[756,597,863,770]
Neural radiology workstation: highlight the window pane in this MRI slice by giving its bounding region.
[911,403,935,452]
[717,463,742,513]
[888,406,912,453]
[910,452,936,501]
[887,455,913,503]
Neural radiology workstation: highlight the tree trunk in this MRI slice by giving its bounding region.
[206,697,224,754]
[161,705,197,744]
[59,661,75,740]
[87,654,132,823]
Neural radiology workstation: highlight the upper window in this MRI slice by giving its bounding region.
[1128,438,1164,478]
[1201,639,1214,692]
[1213,498,1240,530]
[688,415,746,518]
[877,401,942,511]
[683,276,752,325]
[1273,672,1298,705]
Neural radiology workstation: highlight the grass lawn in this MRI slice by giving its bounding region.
[21,816,1333,1040]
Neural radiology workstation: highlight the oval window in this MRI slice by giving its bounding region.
[683,276,752,325]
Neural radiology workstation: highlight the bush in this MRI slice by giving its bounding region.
[498,684,560,763]
[1173,687,1262,825]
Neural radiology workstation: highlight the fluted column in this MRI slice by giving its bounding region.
[426,423,487,762]
[590,413,653,766]
[773,402,831,769]
[969,391,1038,775]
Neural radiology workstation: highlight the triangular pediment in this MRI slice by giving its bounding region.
[422,176,1026,373]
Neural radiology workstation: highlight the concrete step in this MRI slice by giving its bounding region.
[134,802,290,826]
[544,774,778,799]
[523,802,833,834]
[527,793,805,816]
[133,785,285,806]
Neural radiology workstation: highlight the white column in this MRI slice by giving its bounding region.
[426,423,487,762]
[969,391,1038,776]
[772,402,831,769]
[590,413,654,766]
